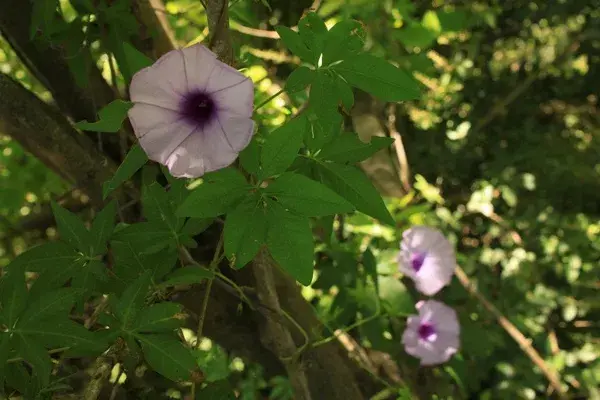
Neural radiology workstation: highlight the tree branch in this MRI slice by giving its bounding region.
[0,72,122,208]
[455,266,566,398]
[0,0,121,161]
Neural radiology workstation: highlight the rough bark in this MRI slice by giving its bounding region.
[0,72,117,208]
[0,0,121,161]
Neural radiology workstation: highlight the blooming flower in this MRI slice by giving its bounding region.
[402,300,460,366]
[128,43,255,178]
[398,226,456,296]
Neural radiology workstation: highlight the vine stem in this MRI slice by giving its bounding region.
[254,88,285,112]
[189,233,224,397]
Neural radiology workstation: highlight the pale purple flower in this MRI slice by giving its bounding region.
[398,226,456,296]
[128,43,255,178]
[402,300,460,366]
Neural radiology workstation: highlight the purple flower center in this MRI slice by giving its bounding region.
[418,323,437,341]
[410,252,426,272]
[180,90,216,127]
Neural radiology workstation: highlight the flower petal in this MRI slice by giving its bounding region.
[213,78,254,118]
[181,44,219,92]
[129,50,186,110]
[128,103,195,164]
[205,63,250,94]
[403,300,460,366]
[168,124,238,177]
[419,300,460,335]
[413,258,455,296]
[215,112,255,152]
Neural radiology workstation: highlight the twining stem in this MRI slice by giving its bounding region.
[195,233,224,347]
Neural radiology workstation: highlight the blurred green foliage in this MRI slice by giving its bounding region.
[1,0,598,398]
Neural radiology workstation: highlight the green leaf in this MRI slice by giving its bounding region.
[143,182,182,233]
[305,75,343,151]
[10,242,80,272]
[122,42,154,76]
[28,258,87,297]
[103,144,149,199]
[362,248,379,292]
[322,20,366,64]
[71,260,107,293]
[319,134,394,163]
[334,75,354,110]
[297,12,328,64]
[261,114,307,177]
[181,218,213,236]
[0,267,28,328]
[316,162,394,225]
[90,200,117,256]
[266,201,314,285]
[17,288,79,328]
[239,136,261,175]
[0,333,10,390]
[285,66,315,93]
[160,267,214,287]
[265,173,354,217]
[224,196,268,268]
[16,319,105,354]
[395,23,438,49]
[333,54,421,101]
[196,380,237,399]
[74,100,133,133]
[111,241,178,284]
[16,335,51,387]
[133,302,184,333]
[137,334,197,382]
[177,168,251,218]
[112,221,177,255]
[275,26,314,62]
[116,271,152,330]
[51,201,94,254]
[378,277,415,316]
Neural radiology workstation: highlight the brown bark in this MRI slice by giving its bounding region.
[0,0,121,161]
[0,72,117,208]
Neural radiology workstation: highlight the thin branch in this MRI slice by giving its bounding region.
[387,104,411,193]
[455,266,566,398]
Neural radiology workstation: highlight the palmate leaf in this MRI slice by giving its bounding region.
[137,334,198,382]
[177,168,251,218]
[112,221,178,255]
[90,200,118,256]
[8,241,80,273]
[51,201,94,254]
[16,334,51,387]
[14,319,107,355]
[314,161,395,226]
[103,144,149,199]
[224,195,268,269]
[17,288,80,327]
[0,267,28,328]
[159,267,214,287]
[319,134,395,164]
[261,114,308,177]
[74,100,133,133]
[116,271,152,330]
[111,241,178,285]
[265,200,314,285]
[264,173,354,217]
[333,54,421,102]
[132,302,184,333]
[143,182,184,233]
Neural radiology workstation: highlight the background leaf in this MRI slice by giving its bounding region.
[74,100,133,133]
[138,334,197,382]
[102,144,148,199]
